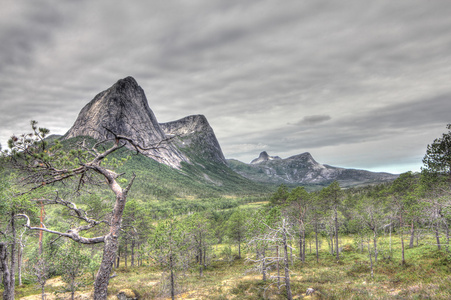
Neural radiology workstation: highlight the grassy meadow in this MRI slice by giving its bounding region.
[13,231,451,299]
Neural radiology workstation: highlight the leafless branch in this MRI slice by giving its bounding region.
[16,214,105,245]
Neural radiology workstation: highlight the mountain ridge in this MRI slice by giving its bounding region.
[229,151,398,187]
[61,76,398,190]
[160,114,227,165]
[60,76,262,193]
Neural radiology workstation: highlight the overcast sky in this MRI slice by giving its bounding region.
[1,0,451,174]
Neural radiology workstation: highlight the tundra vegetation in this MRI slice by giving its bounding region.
[0,123,450,299]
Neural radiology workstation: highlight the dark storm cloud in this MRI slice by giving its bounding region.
[1,0,451,173]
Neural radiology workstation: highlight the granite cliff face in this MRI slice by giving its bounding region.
[160,115,227,165]
[63,77,226,169]
[229,151,398,187]
[64,77,191,167]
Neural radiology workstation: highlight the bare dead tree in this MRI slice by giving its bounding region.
[7,120,173,300]
[247,218,294,300]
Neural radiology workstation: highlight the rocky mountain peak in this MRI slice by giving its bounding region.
[287,152,316,162]
[230,150,398,187]
[63,77,188,168]
[250,151,282,164]
[160,115,227,165]
[161,115,210,136]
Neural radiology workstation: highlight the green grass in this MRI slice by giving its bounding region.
[9,233,451,299]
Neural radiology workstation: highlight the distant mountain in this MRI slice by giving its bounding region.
[250,151,282,164]
[228,151,398,188]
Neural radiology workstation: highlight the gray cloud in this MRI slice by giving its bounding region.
[1,0,451,174]
[291,115,332,126]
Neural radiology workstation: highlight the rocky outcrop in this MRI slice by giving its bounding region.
[63,77,188,168]
[229,151,398,187]
[160,115,227,165]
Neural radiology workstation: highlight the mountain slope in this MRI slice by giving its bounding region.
[228,151,398,188]
[63,76,188,168]
[160,114,227,165]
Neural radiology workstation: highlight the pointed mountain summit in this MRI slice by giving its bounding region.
[63,76,188,168]
[160,115,227,165]
[250,151,282,164]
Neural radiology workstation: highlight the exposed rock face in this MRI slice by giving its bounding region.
[229,151,398,187]
[250,151,282,164]
[160,115,227,165]
[63,77,188,168]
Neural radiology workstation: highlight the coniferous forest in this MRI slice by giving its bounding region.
[1,123,451,299]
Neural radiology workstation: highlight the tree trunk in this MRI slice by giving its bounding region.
[93,173,131,300]
[315,224,319,263]
[199,246,203,277]
[409,221,415,249]
[170,254,175,300]
[116,249,120,268]
[94,234,118,300]
[18,240,23,286]
[435,222,441,250]
[124,241,128,268]
[302,230,306,262]
[389,224,392,258]
[282,227,293,300]
[131,238,135,267]
[41,284,45,300]
[1,214,17,300]
[276,245,280,291]
[400,221,405,265]
[10,214,17,292]
[238,237,241,259]
[299,230,303,262]
[261,248,266,281]
[0,243,14,300]
[367,242,374,279]
[373,230,378,263]
[330,233,334,255]
[445,221,450,252]
[334,207,339,261]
